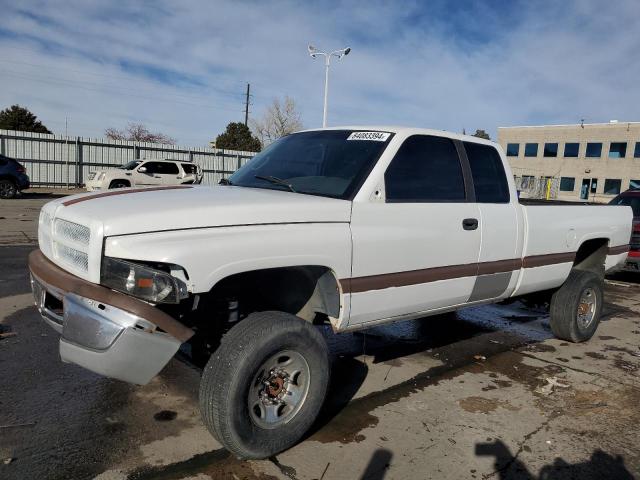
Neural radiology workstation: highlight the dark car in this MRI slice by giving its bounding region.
[0,154,30,199]
[609,189,640,270]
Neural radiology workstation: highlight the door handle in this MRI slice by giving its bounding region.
[462,218,479,230]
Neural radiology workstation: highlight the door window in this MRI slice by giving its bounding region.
[385,135,465,203]
[143,162,179,174]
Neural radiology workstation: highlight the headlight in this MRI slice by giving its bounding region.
[100,257,188,304]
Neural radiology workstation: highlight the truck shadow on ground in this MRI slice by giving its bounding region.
[476,440,635,480]
[16,192,69,200]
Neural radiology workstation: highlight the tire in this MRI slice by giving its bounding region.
[549,269,603,342]
[0,179,17,199]
[109,180,130,189]
[199,311,330,459]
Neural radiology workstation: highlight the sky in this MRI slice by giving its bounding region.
[0,0,639,147]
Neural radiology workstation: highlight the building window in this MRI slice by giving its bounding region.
[630,179,640,190]
[506,143,519,156]
[586,142,602,158]
[603,179,622,195]
[524,143,538,157]
[564,143,579,157]
[609,142,627,158]
[634,142,640,158]
[559,177,575,191]
[543,143,558,157]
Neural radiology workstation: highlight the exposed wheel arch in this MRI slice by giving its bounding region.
[573,238,609,277]
[206,265,342,324]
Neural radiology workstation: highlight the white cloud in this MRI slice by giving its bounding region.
[1,0,638,145]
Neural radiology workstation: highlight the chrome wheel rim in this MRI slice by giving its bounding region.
[248,350,310,429]
[576,287,597,329]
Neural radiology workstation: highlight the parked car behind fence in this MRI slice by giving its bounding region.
[0,154,30,199]
[85,159,203,191]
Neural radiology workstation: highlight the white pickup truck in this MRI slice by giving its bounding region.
[29,127,631,459]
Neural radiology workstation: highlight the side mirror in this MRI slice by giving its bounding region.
[138,166,147,173]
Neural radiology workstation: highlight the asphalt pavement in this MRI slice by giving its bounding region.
[1,192,639,480]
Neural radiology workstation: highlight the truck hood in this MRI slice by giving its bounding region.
[52,185,352,237]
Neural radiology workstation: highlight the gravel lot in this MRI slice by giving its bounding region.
[1,191,639,480]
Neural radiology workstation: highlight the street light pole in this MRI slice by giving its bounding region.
[308,45,351,128]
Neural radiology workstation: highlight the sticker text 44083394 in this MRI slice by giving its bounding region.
[347,131,391,142]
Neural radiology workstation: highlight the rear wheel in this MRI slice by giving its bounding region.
[549,269,603,342]
[0,179,17,199]
[199,311,330,459]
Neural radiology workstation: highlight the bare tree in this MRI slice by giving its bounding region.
[251,96,303,147]
[105,122,176,144]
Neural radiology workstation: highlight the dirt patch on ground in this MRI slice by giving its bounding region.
[458,396,519,414]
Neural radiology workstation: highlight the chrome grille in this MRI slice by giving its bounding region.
[54,242,89,271]
[55,219,91,246]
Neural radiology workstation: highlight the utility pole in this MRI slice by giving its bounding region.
[244,83,250,126]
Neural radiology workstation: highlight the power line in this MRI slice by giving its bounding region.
[2,69,244,113]
[0,57,247,100]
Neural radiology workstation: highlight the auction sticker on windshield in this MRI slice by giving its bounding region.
[347,131,391,141]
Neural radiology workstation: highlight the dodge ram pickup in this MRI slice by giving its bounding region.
[29,127,632,459]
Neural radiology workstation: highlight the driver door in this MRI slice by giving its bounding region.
[348,134,481,326]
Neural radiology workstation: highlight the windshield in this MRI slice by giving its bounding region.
[610,194,640,216]
[229,130,393,199]
[119,160,142,170]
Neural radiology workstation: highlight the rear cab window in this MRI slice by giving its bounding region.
[463,141,510,203]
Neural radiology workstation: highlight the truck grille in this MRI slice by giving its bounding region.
[54,242,89,271]
[39,209,92,275]
[54,219,91,246]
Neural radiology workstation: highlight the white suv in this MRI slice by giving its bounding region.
[85,159,203,191]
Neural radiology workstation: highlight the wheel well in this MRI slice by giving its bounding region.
[109,179,130,188]
[573,238,608,276]
[0,175,16,184]
[205,266,341,324]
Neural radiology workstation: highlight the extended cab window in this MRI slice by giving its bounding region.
[463,142,510,203]
[143,162,179,175]
[385,135,465,203]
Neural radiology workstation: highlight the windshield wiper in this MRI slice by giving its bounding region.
[254,175,296,193]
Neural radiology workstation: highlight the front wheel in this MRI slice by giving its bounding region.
[109,180,130,189]
[0,179,17,199]
[199,311,330,459]
[549,269,603,342]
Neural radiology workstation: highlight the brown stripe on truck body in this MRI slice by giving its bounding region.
[62,185,193,206]
[340,247,626,294]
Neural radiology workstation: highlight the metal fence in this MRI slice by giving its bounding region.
[514,175,560,200]
[0,129,256,188]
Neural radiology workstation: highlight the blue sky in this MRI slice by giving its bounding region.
[0,0,638,146]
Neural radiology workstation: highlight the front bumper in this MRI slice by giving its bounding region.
[28,249,194,385]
